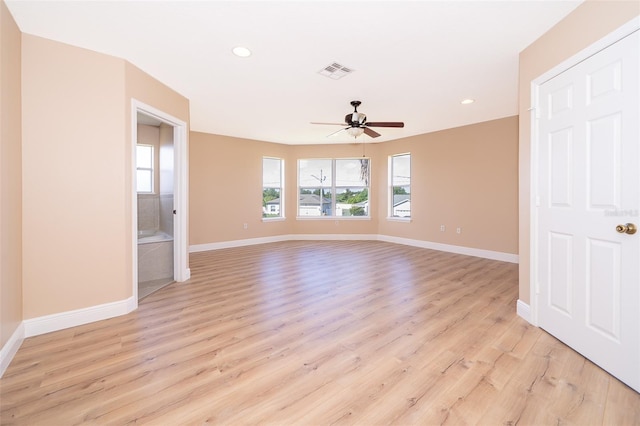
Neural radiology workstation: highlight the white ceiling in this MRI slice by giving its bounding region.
[6,0,582,145]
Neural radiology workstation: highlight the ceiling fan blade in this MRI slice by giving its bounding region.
[311,122,346,126]
[365,122,404,128]
[363,127,381,138]
[327,127,347,138]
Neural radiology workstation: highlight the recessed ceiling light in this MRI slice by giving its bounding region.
[461,98,475,105]
[232,46,251,58]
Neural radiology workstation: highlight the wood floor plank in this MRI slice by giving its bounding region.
[1,241,637,425]
[603,375,640,425]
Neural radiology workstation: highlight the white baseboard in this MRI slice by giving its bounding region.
[190,235,289,252]
[23,296,136,338]
[190,234,380,253]
[377,235,519,263]
[291,233,378,241]
[0,322,25,378]
[190,233,518,264]
[517,299,532,323]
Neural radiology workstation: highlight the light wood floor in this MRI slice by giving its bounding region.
[1,241,638,425]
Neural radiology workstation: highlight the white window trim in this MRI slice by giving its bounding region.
[296,158,371,219]
[386,216,412,223]
[263,156,285,220]
[263,217,286,222]
[388,152,411,220]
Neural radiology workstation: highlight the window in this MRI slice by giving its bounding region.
[298,158,369,217]
[390,153,411,218]
[136,144,154,193]
[263,157,284,218]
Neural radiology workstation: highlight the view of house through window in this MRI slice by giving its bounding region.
[298,158,370,217]
[136,144,154,193]
[390,153,411,217]
[262,157,284,218]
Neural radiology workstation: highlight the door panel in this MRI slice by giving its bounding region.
[587,59,621,102]
[548,232,573,316]
[549,128,573,207]
[536,30,639,392]
[588,113,621,208]
[586,238,620,341]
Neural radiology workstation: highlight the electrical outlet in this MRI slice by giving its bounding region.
[440,225,445,232]
[456,227,461,234]
[243,223,248,229]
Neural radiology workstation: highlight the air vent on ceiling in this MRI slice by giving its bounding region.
[318,62,354,80]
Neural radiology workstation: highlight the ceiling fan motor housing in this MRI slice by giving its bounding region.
[347,112,366,126]
[346,100,365,125]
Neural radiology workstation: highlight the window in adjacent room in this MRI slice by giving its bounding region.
[263,157,284,218]
[136,144,154,193]
[298,158,370,218]
[389,153,411,218]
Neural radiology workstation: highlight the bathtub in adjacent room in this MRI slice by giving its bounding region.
[138,230,174,297]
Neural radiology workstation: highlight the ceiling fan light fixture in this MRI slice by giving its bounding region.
[346,127,365,138]
[232,46,252,57]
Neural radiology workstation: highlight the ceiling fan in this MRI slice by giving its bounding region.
[311,100,404,139]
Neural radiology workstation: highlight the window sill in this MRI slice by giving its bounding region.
[262,217,286,222]
[386,216,412,223]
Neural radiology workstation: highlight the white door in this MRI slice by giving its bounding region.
[535,30,639,392]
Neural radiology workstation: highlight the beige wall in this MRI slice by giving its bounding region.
[518,0,640,304]
[189,116,518,255]
[20,36,190,319]
[125,63,190,125]
[189,132,291,244]
[377,116,518,254]
[21,35,128,317]
[0,0,23,348]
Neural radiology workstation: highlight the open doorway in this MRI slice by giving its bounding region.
[136,115,174,298]
[132,100,189,304]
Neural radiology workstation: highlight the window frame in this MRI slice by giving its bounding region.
[297,157,371,219]
[262,156,285,221]
[388,152,411,221]
[136,144,154,194]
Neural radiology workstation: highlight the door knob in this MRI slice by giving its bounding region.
[616,223,637,235]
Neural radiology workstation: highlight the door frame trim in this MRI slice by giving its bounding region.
[529,16,640,327]
[131,99,190,305]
